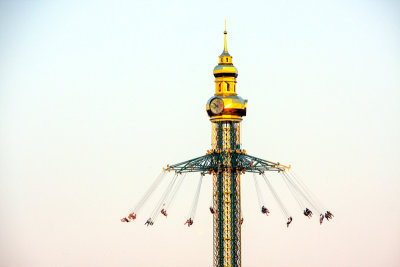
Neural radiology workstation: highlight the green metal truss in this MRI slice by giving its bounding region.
[166,152,286,174]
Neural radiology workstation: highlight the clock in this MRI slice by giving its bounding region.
[210,98,224,115]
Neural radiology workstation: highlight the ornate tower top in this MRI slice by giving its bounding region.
[207,22,247,122]
[213,22,238,94]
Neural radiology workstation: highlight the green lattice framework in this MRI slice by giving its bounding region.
[166,147,286,175]
[166,121,286,267]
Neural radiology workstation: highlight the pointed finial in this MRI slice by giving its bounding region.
[224,19,228,52]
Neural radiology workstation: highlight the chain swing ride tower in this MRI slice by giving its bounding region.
[207,25,246,267]
[122,23,334,267]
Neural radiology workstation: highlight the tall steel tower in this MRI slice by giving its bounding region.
[165,24,289,267]
[207,24,246,267]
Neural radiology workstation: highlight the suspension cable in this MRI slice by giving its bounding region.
[129,171,165,216]
[188,174,204,221]
[282,171,322,214]
[165,173,186,211]
[261,173,290,220]
[150,174,179,224]
[253,173,264,209]
[280,172,305,210]
[288,170,326,212]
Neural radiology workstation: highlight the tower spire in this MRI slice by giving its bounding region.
[213,21,238,96]
[224,19,228,53]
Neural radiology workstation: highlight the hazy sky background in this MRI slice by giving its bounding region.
[0,0,399,266]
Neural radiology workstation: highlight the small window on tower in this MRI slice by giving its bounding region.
[220,58,222,63]
[226,58,228,62]
[219,83,222,92]
[227,83,230,91]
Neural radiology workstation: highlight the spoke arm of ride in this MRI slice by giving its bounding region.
[166,154,214,174]
[238,153,290,173]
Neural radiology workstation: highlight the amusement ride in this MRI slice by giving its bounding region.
[121,23,334,267]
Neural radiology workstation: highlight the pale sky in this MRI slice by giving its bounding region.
[0,1,399,266]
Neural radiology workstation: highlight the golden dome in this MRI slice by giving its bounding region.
[213,25,238,79]
[206,22,247,122]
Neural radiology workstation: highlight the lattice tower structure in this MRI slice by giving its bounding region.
[212,121,242,267]
[207,24,247,267]
[167,24,287,267]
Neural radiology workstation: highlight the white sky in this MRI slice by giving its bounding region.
[0,0,399,266]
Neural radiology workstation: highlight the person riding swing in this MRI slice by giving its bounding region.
[320,214,324,225]
[121,217,129,223]
[145,218,153,226]
[209,206,216,215]
[128,212,136,221]
[184,218,194,227]
[261,205,270,215]
[287,217,293,227]
[325,211,334,220]
[161,209,168,217]
[303,208,313,218]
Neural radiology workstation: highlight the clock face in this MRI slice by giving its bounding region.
[210,98,224,115]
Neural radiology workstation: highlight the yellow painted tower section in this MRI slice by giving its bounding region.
[208,22,246,267]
